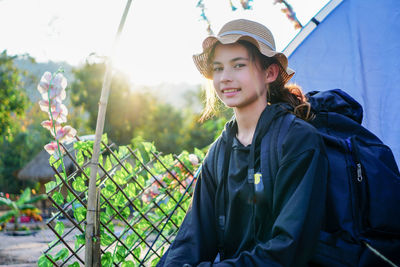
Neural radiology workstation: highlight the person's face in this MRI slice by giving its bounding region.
[212,43,269,112]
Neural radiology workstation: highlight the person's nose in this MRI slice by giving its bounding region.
[220,68,233,83]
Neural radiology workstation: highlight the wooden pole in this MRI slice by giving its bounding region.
[85,1,132,266]
[92,189,101,266]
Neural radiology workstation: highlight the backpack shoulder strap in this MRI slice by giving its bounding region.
[276,114,296,161]
[264,113,295,179]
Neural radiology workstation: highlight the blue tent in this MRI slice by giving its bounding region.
[284,0,400,164]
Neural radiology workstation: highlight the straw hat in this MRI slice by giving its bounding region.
[193,19,295,83]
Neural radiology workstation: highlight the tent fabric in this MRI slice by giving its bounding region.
[286,0,400,164]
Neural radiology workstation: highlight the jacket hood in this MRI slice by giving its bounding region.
[221,119,237,143]
[306,89,363,124]
[220,104,290,144]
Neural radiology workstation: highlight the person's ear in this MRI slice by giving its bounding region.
[265,63,279,83]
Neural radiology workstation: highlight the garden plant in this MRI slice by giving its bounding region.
[0,187,47,232]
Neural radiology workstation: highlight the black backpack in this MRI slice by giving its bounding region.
[275,89,400,266]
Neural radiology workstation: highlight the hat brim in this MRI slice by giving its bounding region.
[193,34,294,83]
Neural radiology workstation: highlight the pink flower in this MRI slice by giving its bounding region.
[50,102,68,123]
[188,154,199,166]
[38,99,64,113]
[148,184,160,197]
[141,193,151,204]
[37,72,67,101]
[55,125,77,143]
[44,141,65,159]
[41,120,61,135]
[37,72,52,94]
[39,99,68,123]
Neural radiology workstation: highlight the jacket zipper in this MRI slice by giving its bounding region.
[345,137,363,238]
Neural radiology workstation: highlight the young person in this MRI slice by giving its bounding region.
[158,19,328,266]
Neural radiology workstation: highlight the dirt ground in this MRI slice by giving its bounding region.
[0,220,160,266]
[0,221,76,267]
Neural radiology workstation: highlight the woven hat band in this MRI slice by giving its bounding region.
[219,30,275,51]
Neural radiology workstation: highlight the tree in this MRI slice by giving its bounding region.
[0,104,49,193]
[0,50,28,138]
[70,62,153,145]
[134,101,184,154]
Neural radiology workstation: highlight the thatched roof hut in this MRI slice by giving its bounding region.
[17,135,96,183]
[17,149,76,183]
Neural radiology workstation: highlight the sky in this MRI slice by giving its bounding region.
[0,0,330,85]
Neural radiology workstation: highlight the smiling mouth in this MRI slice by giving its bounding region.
[222,88,241,93]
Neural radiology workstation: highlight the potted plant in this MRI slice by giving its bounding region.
[0,188,47,235]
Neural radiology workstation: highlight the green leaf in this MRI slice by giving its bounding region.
[143,141,156,153]
[137,142,150,164]
[55,174,62,185]
[101,251,112,267]
[120,207,130,219]
[99,212,109,225]
[37,254,53,267]
[105,178,116,189]
[25,194,47,204]
[55,221,65,236]
[45,181,57,193]
[17,188,31,205]
[114,170,127,185]
[84,167,91,177]
[0,210,17,223]
[73,141,83,150]
[124,183,136,198]
[116,245,127,262]
[125,234,137,247]
[103,156,112,172]
[118,146,129,159]
[0,197,12,207]
[125,162,134,174]
[103,184,115,199]
[100,232,114,246]
[52,191,64,206]
[133,246,141,259]
[76,151,85,166]
[49,154,57,166]
[106,221,115,233]
[105,205,116,217]
[137,175,146,187]
[54,248,69,261]
[74,233,85,250]
[67,261,80,267]
[73,206,86,222]
[72,176,87,192]
[48,239,58,250]
[121,260,135,267]
[137,220,150,232]
[114,192,126,207]
[194,147,205,161]
[101,133,108,145]
[53,157,62,170]
[151,257,160,267]
[66,191,74,203]
[133,198,141,209]
[160,246,165,255]
[19,204,36,211]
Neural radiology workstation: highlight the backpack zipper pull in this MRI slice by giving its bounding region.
[356,163,363,182]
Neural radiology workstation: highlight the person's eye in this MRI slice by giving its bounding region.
[234,63,246,68]
[213,66,223,72]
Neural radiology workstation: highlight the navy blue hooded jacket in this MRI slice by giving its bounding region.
[159,104,328,266]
